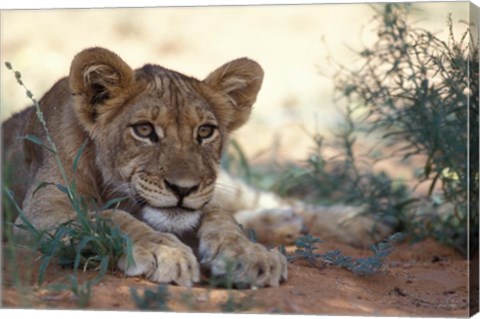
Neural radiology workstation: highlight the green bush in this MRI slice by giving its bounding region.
[272,4,478,256]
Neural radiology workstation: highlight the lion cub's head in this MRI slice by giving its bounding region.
[69,47,263,234]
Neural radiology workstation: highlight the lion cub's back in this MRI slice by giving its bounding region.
[2,106,36,205]
[2,78,72,202]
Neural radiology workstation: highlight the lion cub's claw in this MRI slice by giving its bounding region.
[200,238,287,288]
[118,232,200,287]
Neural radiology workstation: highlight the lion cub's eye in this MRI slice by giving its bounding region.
[131,123,158,142]
[197,124,216,142]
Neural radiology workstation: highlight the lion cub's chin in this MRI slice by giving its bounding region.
[140,206,202,235]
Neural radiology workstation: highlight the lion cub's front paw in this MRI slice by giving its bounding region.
[199,235,287,288]
[117,232,200,287]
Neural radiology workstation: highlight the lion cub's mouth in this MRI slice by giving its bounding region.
[133,193,209,214]
[139,205,203,234]
[155,205,198,213]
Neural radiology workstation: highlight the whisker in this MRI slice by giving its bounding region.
[214,182,237,195]
[107,182,133,197]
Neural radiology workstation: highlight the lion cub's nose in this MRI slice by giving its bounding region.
[164,179,200,198]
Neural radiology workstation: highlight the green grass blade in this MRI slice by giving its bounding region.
[32,182,55,198]
[3,187,40,237]
[73,236,97,272]
[72,139,89,173]
[55,184,69,195]
[91,255,109,285]
[121,232,135,268]
[17,134,56,154]
[37,227,73,284]
[38,256,52,284]
[101,197,129,210]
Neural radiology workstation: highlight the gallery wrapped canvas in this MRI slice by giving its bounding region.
[1,1,478,317]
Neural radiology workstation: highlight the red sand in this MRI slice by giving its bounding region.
[2,238,471,316]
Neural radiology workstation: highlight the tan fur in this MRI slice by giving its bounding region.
[3,47,393,287]
[3,47,286,287]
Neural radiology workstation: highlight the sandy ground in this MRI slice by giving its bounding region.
[1,237,473,316]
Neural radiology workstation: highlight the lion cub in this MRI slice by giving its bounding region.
[3,47,287,287]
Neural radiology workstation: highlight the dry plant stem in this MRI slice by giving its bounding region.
[5,63,74,202]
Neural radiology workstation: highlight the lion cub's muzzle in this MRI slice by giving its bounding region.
[133,174,214,234]
[133,174,213,212]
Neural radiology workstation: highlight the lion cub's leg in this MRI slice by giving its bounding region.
[99,210,200,287]
[216,170,394,248]
[216,170,304,245]
[290,203,395,248]
[198,205,287,288]
[15,188,199,287]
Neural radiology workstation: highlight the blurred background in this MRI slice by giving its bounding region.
[0,2,468,163]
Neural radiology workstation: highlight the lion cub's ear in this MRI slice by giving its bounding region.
[69,47,135,132]
[203,58,264,132]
